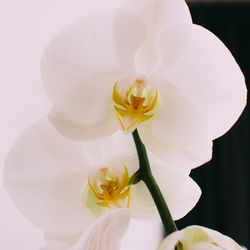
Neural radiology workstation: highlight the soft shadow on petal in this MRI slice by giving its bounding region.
[81,131,137,171]
[122,0,192,74]
[93,131,136,163]
[4,119,95,235]
[152,23,192,74]
[151,81,208,145]
[156,24,247,140]
[139,121,212,173]
[41,233,81,250]
[74,209,130,250]
[49,77,115,126]
[188,242,222,250]
[49,108,118,141]
[41,9,147,104]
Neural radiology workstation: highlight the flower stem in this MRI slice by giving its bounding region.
[132,129,177,235]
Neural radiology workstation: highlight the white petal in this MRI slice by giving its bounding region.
[129,181,156,220]
[166,176,201,220]
[49,106,118,141]
[42,9,147,139]
[151,80,209,145]
[122,0,192,31]
[41,233,80,250]
[156,24,247,140]
[187,242,222,250]
[139,122,212,173]
[80,131,133,166]
[151,163,201,220]
[74,209,130,250]
[41,9,147,104]
[4,119,95,235]
[49,77,115,126]
[181,226,242,250]
[157,230,184,250]
[130,161,201,220]
[199,226,243,250]
[151,23,192,74]
[184,142,213,170]
[122,0,191,74]
[81,131,136,166]
[96,131,136,162]
[158,226,243,250]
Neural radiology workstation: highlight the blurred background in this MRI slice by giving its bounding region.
[177,1,250,248]
[0,0,249,249]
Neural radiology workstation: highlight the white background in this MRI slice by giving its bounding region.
[0,0,162,249]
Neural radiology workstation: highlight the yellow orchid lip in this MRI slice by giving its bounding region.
[88,164,131,210]
[112,79,158,132]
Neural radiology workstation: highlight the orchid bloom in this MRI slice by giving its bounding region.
[4,119,201,249]
[157,225,243,250]
[41,0,246,171]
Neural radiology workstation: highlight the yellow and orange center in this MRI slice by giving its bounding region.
[88,165,131,209]
[112,78,158,132]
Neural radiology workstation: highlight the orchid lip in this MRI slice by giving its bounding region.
[112,76,159,132]
[84,164,131,212]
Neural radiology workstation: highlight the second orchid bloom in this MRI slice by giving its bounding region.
[4,119,200,249]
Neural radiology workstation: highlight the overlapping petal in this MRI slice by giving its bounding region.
[139,121,212,173]
[40,210,130,250]
[4,120,95,235]
[74,209,130,250]
[131,161,201,220]
[157,226,243,250]
[122,0,192,30]
[41,9,147,127]
[4,119,201,240]
[48,108,118,141]
[150,79,208,145]
[155,23,247,140]
[121,0,192,74]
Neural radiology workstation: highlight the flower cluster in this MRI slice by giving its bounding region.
[4,0,246,249]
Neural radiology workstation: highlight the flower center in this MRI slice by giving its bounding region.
[88,165,131,210]
[112,77,158,132]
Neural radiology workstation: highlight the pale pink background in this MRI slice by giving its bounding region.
[0,0,162,249]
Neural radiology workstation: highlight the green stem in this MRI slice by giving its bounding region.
[132,129,177,235]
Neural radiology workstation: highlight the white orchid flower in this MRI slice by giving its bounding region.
[4,119,201,249]
[157,225,243,250]
[41,0,246,171]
